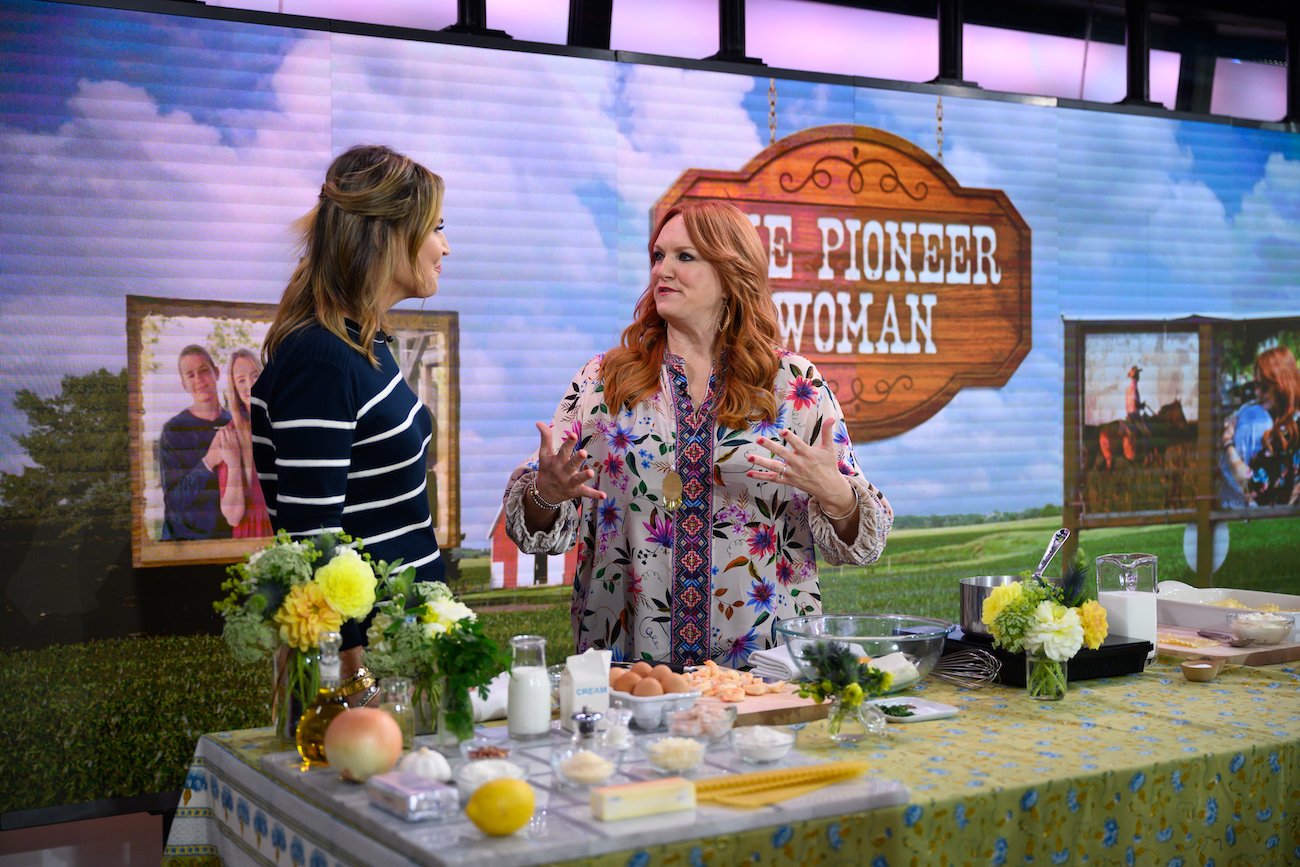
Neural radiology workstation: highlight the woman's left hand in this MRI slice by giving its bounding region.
[747,429,855,512]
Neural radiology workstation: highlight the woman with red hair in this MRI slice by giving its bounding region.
[1223,345,1300,506]
[503,201,892,667]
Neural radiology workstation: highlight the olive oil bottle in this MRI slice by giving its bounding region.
[296,630,345,766]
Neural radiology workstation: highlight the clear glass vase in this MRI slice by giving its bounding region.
[826,695,888,743]
[271,648,319,743]
[414,676,465,748]
[1025,651,1068,701]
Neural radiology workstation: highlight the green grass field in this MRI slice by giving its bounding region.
[3,515,1297,815]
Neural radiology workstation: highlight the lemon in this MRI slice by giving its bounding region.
[465,778,535,837]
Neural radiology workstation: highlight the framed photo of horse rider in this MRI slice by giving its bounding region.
[1065,320,1202,525]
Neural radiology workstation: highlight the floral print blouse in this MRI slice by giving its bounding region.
[504,350,892,668]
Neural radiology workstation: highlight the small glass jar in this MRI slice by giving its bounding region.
[378,676,415,749]
[552,708,618,788]
[601,700,634,753]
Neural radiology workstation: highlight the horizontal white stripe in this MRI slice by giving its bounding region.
[357,374,402,420]
[250,396,268,411]
[348,434,432,479]
[353,402,421,447]
[251,435,274,448]
[288,526,344,538]
[271,418,357,431]
[362,516,432,546]
[266,507,277,516]
[403,548,442,570]
[276,457,351,468]
[278,493,347,506]
[342,478,427,514]
[257,472,277,481]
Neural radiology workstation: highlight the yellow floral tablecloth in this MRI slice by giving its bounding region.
[164,656,1300,867]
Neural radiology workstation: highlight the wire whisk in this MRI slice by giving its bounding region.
[932,649,1001,688]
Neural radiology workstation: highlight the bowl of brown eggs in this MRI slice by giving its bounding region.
[608,662,700,729]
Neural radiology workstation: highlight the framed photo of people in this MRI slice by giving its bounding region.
[1212,316,1300,517]
[126,296,461,567]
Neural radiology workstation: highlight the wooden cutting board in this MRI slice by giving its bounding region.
[1156,624,1300,666]
[698,692,828,727]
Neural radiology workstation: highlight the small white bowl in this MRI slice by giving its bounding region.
[551,747,618,789]
[453,758,526,799]
[1226,611,1295,646]
[609,689,701,730]
[730,725,796,763]
[640,735,706,774]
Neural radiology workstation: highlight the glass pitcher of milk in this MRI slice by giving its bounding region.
[1095,553,1158,664]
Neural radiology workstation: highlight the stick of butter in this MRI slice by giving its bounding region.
[868,651,919,687]
[590,776,696,821]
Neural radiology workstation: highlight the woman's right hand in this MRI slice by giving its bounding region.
[533,421,605,504]
[1222,415,1237,450]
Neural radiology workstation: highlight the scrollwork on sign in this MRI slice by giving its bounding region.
[779,146,928,201]
[847,374,915,406]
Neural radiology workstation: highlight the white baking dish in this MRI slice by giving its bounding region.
[1157,580,1300,643]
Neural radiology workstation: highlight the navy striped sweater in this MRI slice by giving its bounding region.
[251,322,444,646]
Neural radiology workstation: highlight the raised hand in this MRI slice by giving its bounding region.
[747,427,855,516]
[532,421,605,505]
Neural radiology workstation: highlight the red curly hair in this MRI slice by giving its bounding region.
[1256,346,1300,456]
[602,201,780,430]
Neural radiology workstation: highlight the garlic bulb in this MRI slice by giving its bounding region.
[396,746,452,782]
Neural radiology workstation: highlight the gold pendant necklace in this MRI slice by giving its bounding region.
[662,470,683,513]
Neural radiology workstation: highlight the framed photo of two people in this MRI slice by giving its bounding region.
[126,296,460,567]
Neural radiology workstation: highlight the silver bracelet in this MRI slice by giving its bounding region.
[530,481,565,511]
[821,486,860,521]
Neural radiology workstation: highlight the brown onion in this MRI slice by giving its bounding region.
[323,708,403,782]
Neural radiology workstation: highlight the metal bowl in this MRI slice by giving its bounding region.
[959,575,1022,636]
[773,614,954,695]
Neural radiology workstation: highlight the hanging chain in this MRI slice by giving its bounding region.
[936,95,944,163]
[768,78,778,145]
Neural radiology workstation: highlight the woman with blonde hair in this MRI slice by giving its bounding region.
[252,144,451,673]
[1223,345,1300,506]
[504,200,892,667]
[213,348,272,537]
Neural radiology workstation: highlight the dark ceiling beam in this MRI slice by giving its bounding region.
[567,0,612,50]
[934,0,977,86]
[1121,0,1160,105]
[1174,22,1216,113]
[442,0,511,38]
[708,0,764,64]
[1287,6,1299,125]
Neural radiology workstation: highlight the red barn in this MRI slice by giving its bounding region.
[487,505,578,589]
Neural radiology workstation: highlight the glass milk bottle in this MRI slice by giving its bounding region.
[507,635,552,740]
[1096,553,1158,663]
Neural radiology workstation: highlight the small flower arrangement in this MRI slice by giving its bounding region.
[215,531,380,727]
[982,558,1108,700]
[365,568,509,743]
[795,641,892,739]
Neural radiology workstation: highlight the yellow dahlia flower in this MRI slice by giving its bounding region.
[1078,599,1109,650]
[313,548,377,620]
[275,582,343,651]
[982,580,1024,627]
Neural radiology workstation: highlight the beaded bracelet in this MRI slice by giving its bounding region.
[530,482,565,511]
[821,486,860,521]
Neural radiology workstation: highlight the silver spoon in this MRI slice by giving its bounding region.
[1030,528,1071,582]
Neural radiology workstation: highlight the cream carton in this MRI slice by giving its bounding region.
[559,647,612,731]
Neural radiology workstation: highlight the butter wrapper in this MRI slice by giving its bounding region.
[367,770,459,822]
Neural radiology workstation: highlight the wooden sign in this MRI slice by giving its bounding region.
[653,124,1032,442]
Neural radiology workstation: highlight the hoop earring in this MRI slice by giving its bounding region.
[719,303,732,333]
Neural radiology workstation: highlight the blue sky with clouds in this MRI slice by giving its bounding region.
[1,0,1298,543]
